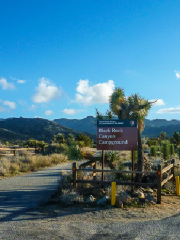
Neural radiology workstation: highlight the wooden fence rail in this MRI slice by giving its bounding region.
[0,147,36,156]
[72,159,175,204]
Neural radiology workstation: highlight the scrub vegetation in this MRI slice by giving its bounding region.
[0,133,92,177]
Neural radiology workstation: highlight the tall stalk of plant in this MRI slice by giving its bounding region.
[177,146,180,160]
[161,141,170,160]
[150,145,157,157]
[170,144,175,157]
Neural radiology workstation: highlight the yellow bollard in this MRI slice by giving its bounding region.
[175,176,180,196]
[111,182,116,205]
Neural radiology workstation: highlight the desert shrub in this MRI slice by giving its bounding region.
[0,153,69,176]
[58,143,69,153]
[115,163,131,182]
[68,145,82,160]
[76,141,86,148]
[50,153,68,164]
[105,151,119,163]
[9,163,20,174]
[58,172,73,190]
[0,158,11,176]
[76,134,91,147]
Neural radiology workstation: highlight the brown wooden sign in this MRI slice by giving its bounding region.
[97,119,137,151]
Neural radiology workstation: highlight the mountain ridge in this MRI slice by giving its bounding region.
[54,117,180,137]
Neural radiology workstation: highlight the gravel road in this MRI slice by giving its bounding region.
[0,206,180,240]
[0,161,79,221]
[0,161,180,239]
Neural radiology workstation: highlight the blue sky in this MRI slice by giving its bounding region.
[0,0,180,120]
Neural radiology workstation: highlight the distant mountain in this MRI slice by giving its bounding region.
[54,117,180,138]
[1,117,180,142]
[54,116,97,135]
[0,117,96,142]
[144,119,180,127]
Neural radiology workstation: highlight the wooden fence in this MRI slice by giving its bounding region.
[72,159,175,204]
[0,147,36,156]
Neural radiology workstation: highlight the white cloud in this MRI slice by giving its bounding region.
[45,110,54,116]
[0,106,6,112]
[63,108,84,115]
[32,78,62,103]
[3,101,16,109]
[0,78,16,90]
[75,79,115,106]
[17,79,26,84]
[157,106,180,114]
[149,99,165,106]
[18,99,27,106]
[28,105,37,111]
[175,71,180,79]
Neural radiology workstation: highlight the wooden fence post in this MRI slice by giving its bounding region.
[102,150,105,189]
[14,147,16,156]
[72,162,77,188]
[157,164,162,204]
[132,151,135,191]
[93,162,97,180]
[171,159,175,183]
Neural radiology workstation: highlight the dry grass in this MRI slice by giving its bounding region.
[0,153,68,177]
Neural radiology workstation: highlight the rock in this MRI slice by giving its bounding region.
[118,194,131,204]
[147,188,153,193]
[86,195,96,203]
[161,192,166,196]
[132,190,145,198]
[92,188,106,197]
[145,193,157,204]
[137,187,145,192]
[115,199,123,208]
[119,190,128,195]
[97,196,107,205]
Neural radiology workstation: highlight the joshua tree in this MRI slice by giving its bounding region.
[97,87,154,179]
[56,133,65,144]
[109,88,153,174]
[159,131,166,140]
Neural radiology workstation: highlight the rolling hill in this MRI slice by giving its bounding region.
[0,117,96,142]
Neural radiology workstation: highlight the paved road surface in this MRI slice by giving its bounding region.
[0,162,78,221]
